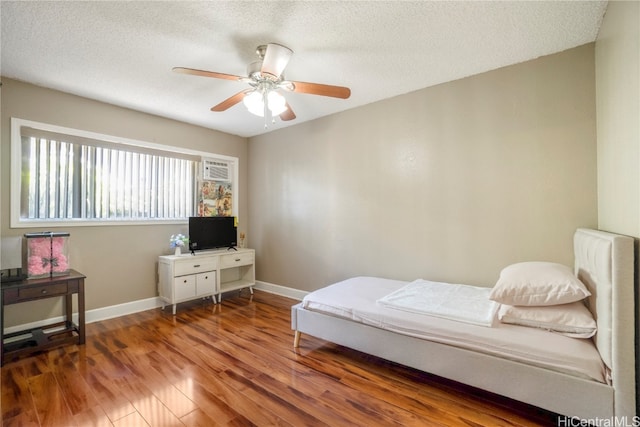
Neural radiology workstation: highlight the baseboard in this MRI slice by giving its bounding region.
[3,282,307,335]
[3,296,164,335]
[85,296,165,323]
[253,280,307,301]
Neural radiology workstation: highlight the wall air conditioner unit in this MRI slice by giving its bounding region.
[202,158,231,182]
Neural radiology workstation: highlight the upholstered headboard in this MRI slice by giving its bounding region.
[573,228,635,417]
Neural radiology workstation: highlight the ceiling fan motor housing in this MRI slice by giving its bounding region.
[247,61,283,82]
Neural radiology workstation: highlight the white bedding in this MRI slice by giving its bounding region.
[302,276,607,384]
[377,279,499,327]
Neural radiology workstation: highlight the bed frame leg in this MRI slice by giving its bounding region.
[293,330,301,348]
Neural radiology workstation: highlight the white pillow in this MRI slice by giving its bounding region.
[489,262,590,306]
[498,302,597,338]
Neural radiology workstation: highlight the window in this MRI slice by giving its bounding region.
[11,118,238,227]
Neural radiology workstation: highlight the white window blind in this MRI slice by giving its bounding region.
[19,127,197,222]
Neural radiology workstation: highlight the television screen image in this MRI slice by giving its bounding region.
[188,216,237,252]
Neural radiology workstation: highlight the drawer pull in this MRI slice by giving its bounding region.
[235,258,241,262]
[183,279,188,283]
[41,289,47,294]
[193,264,201,268]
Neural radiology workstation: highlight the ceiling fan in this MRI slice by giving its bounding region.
[173,43,351,125]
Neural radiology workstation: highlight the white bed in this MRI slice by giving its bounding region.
[291,228,636,420]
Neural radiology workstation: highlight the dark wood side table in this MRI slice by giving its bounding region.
[1,269,85,365]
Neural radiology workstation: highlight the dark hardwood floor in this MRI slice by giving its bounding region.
[1,290,559,426]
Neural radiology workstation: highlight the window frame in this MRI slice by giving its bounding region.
[10,117,239,228]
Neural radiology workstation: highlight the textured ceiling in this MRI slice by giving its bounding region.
[1,1,607,138]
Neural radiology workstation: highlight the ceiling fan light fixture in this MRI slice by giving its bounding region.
[267,91,287,116]
[243,89,287,117]
[243,90,264,116]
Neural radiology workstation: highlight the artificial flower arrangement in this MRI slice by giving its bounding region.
[24,232,70,278]
[170,234,189,254]
[170,234,189,248]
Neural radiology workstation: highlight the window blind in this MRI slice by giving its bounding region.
[21,129,197,221]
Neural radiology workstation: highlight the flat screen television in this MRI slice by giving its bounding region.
[188,216,237,252]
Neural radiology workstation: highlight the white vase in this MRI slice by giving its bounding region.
[174,246,181,256]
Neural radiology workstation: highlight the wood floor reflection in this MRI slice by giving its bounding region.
[1,290,559,426]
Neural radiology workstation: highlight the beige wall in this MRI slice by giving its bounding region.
[596,0,640,237]
[594,0,640,414]
[249,44,598,292]
[1,41,608,322]
[0,78,248,326]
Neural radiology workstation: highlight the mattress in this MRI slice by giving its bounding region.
[301,276,607,383]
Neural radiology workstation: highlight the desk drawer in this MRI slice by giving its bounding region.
[220,252,254,268]
[173,275,196,300]
[18,283,68,300]
[174,258,218,276]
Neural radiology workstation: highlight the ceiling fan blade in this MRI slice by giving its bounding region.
[289,81,351,99]
[211,89,252,112]
[261,43,293,79]
[280,103,296,121]
[173,67,244,81]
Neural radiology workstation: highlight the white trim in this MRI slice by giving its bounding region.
[10,117,240,228]
[11,117,234,160]
[254,280,307,301]
[85,296,165,323]
[10,118,22,228]
[2,296,164,335]
[2,282,306,335]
